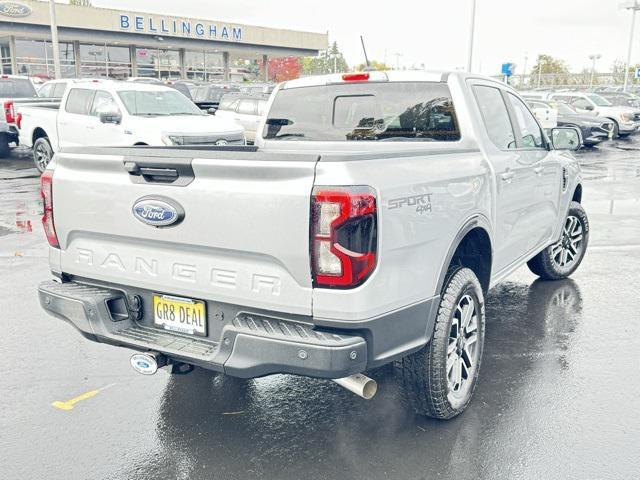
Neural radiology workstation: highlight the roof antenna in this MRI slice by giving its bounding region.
[360,35,371,69]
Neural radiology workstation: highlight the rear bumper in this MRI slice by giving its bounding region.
[39,280,376,379]
[0,125,19,143]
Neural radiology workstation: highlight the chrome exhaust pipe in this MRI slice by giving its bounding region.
[130,351,166,375]
[333,373,377,400]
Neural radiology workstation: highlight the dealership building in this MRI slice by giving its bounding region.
[0,0,327,81]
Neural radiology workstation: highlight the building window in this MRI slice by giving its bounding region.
[1,43,11,74]
[184,50,223,81]
[184,50,205,80]
[80,43,131,79]
[135,48,180,80]
[14,39,75,78]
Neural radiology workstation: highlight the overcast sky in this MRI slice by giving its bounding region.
[93,0,635,75]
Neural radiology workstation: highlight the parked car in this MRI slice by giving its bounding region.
[531,100,613,146]
[173,80,201,98]
[37,71,587,419]
[126,77,164,84]
[18,80,244,171]
[240,83,275,95]
[548,91,639,137]
[214,93,268,143]
[0,74,44,157]
[37,79,71,99]
[527,99,557,129]
[192,84,240,111]
[165,81,193,101]
[597,91,640,109]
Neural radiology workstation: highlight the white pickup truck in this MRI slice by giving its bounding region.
[18,80,245,172]
[38,71,588,419]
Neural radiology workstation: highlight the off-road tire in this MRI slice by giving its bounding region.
[527,201,589,280]
[394,267,485,419]
[0,133,10,158]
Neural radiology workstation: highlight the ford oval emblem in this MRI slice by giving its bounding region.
[132,196,184,228]
[0,2,32,17]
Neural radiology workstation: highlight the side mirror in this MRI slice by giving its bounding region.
[584,104,594,111]
[99,112,122,124]
[550,127,581,151]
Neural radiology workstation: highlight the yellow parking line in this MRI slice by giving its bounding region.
[51,384,115,411]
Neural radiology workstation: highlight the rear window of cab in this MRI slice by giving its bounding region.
[263,82,460,142]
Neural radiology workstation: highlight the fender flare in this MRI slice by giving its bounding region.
[435,214,493,295]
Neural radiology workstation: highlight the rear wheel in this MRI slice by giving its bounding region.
[33,137,53,173]
[395,268,485,419]
[527,201,589,280]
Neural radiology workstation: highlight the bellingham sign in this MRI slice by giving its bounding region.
[119,14,242,41]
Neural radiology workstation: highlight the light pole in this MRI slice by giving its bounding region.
[588,53,602,88]
[537,61,543,89]
[394,52,403,70]
[521,53,528,88]
[48,0,61,78]
[621,0,640,91]
[466,0,477,72]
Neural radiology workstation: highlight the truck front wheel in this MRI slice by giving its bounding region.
[395,267,485,419]
[33,137,53,173]
[527,201,589,280]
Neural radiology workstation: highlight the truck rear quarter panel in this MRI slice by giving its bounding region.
[312,149,492,322]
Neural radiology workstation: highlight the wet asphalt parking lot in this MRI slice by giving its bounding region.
[1,139,640,480]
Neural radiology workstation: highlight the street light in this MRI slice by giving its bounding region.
[620,0,640,91]
[466,0,477,72]
[48,0,61,78]
[588,53,602,89]
[394,52,403,70]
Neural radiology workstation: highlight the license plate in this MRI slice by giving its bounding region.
[153,294,206,336]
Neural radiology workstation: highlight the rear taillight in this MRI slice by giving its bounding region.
[3,100,15,124]
[40,169,59,248]
[311,186,377,288]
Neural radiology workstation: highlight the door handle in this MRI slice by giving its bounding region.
[534,166,544,176]
[500,170,515,182]
[86,125,95,130]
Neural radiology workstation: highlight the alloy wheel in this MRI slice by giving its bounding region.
[34,142,51,172]
[550,215,584,269]
[447,294,479,399]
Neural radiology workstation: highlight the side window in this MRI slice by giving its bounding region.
[237,99,257,115]
[572,98,592,109]
[90,91,119,116]
[506,93,544,149]
[552,95,571,103]
[472,85,516,150]
[65,89,95,115]
[38,83,53,98]
[52,82,67,98]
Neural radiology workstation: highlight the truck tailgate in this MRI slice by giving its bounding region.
[52,148,319,315]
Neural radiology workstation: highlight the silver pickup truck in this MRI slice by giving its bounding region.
[38,71,588,419]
